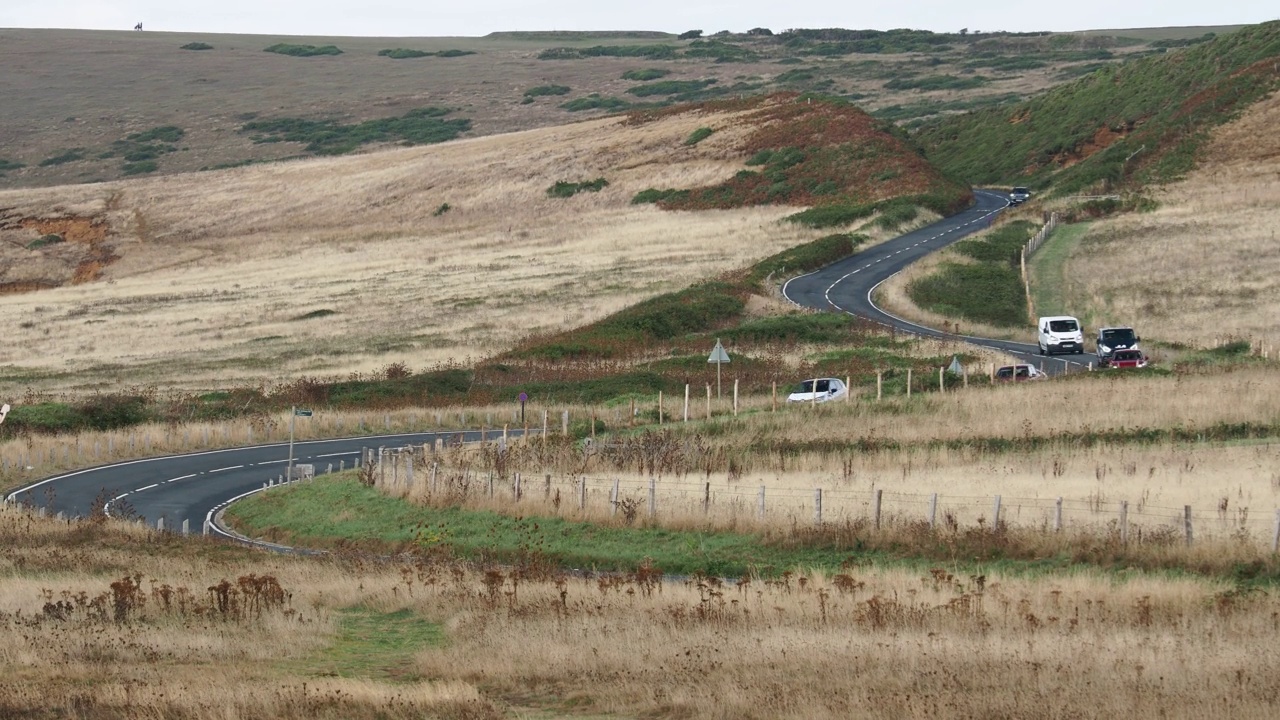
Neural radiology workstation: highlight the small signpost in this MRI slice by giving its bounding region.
[287,407,312,481]
[518,392,528,424]
[707,339,731,399]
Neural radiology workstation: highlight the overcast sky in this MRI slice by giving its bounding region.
[2,1,1276,37]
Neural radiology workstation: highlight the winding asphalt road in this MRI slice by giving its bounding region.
[4,431,495,532]
[783,188,1099,372]
[6,190,1093,531]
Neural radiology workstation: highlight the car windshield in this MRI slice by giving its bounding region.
[1012,187,1029,194]
[793,379,830,393]
[1100,328,1136,345]
[1049,319,1078,333]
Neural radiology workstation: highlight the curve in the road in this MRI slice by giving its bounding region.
[783,189,1098,373]
[4,430,505,530]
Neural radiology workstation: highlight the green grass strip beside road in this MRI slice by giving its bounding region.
[1029,221,1090,322]
[225,475,857,577]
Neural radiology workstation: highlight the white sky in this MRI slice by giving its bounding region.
[1,1,1277,37]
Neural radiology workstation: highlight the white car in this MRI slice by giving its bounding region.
[786,377,848,403]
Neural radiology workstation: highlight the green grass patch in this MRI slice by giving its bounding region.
[559,94,632,112]
[226,476,853,577]
[38,148,86,167]
[180,42,213,51]
[264,43,343,57]
[0,159,23,172]
[546,178,608,198]
[294,607,443,681]
[627,79,717,97]
[242,108,470,155]
[377,48,431,58]
[719,313,857,344]
[1029,221,1089,318]
[747,232,867,284]
[684,127,714,145]
[872,93,1023,122]
[909,262,1026,327]
[622,68,670,81]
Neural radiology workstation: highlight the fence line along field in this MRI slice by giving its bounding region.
[0,105,821,394]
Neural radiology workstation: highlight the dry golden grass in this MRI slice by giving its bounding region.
[1055,89,1280,351]
[0,106,825,393]
[8,504,1280,719]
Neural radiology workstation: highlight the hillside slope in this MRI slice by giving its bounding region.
[914,21,1280,193]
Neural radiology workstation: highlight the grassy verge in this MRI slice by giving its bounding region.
[227,475,1280,583]
[1030,221,1090,320]
[906,221,1036,327]
[285,607,443,681]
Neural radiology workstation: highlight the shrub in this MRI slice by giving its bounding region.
[432,203,451,216]
[291,308,336,321]
[121,160,158,175]
[39,148,86,166]
[622,68,670,81]
[524,84,571,97]
[547,178,609,198]
[908,262,1026,326]
[539,44,678,60]
[27,234,64,249]
[678,30,703,40]
[560,94,632,112]
[0,159,24,172]
[180,42,213,51]
[130,126,185,143]
[263,44,343,57]
[242,108,470,155]
[747,232,868,284]
[631,188,690,204]
[435,49,475,57]
[378,48,432,58]
[626,79,717,97]
[884,74,990,91]
[685,127,714,145]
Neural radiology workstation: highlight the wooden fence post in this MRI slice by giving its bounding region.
[989,363,995,383]
[684,385,690,423]
[1184,505,1194,546]
[845,376,851,403]
[992,495,1002,530]
[1272,509,1280,553]
[876,371,882,401]
[757,485,766,520]
[1054,497,1063,532]
[658,391,664,425]
[487,473,494,498]
[514,472,522,502]
[928,493,938,529]
[579,477,586,512]
[703,482,711,514]
[963,368,968,388]
[733,379,739,416]
[611,478,619,516]
[648,477,656,518]
[630,398,636,427]
[772,382,777,412]
[906,369,912,398]
[561,411,569,437]
[814,488,823,525]
[939,366,944,393]
[873,489,883,529]
[706,384,712,419]
[1120,501,1129,545]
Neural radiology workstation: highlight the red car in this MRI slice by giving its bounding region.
[1108,349,1148,369]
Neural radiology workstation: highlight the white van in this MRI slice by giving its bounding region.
[1037,315,1084,355]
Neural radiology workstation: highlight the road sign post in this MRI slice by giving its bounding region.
[288,407,312,481]
[518,392,528,424]
[707,339,731,399]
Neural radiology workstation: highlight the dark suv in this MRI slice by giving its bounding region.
[1096,326,1140,366]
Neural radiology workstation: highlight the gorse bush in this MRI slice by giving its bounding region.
[524,84,571,97]
[546,178,609,198]
[685,127,714,145]
[539,44,678,60]
[264,43,343,57]
[627,79,718,97]
[180,42,213,51]
[242,108,470,155]
[39,149,86,166]
[622,68,670,81]
[631,188,690,204]
[378,48,432,59]
[559,94,632,112]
